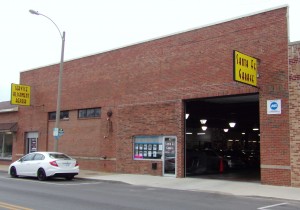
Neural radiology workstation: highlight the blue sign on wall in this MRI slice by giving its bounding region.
[267,99,281,114]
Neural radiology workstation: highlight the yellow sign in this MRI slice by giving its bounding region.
[233,50,258,87]
[11,83,31,106]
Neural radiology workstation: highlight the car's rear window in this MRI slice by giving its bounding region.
[49,153,71,160]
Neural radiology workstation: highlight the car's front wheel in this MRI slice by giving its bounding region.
[10,167,18,178]
[37,168,47,181]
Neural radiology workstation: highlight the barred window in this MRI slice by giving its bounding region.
[78,108,101,119]
[48,111,69,120]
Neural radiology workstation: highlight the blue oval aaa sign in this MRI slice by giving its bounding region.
[267,99,281,115]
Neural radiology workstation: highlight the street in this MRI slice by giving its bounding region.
[0,171,299,210]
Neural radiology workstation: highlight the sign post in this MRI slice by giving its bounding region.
[53,128,64,140]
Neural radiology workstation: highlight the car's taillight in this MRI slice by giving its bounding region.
[75,161,79,167]
[50,160,58,167]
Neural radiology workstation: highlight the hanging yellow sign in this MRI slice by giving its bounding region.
[233,50,258,87]
[11,83,31,106]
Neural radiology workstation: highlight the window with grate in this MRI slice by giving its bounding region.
[48,111,69,120]
[78,108,101,119]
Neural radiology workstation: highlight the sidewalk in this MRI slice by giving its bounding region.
[2,164,300,201]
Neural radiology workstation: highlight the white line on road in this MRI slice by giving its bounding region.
[257,202,288,209]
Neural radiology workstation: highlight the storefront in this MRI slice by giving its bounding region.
[0,102,18,164]
[5,6,300,187]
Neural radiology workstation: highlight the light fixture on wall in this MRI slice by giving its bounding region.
[185,114,190,119]
[229,122,236,128]
[223,128,229,132]
[201,126,207,131]
[253,124,259,131]
[200,119,207,124]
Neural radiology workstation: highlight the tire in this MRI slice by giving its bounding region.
[37,168,47,181]
[10,167,18,178]
[65,175,74,181]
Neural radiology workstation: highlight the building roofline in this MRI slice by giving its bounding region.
[289,41,300,45]
[22,5,289,72]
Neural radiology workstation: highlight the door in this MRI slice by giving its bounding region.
[17,153,35,176]
[25,132,38,153]
[28,138,37,153]
[163,136,177,177]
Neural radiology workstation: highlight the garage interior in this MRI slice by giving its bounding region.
[185,93,260,182]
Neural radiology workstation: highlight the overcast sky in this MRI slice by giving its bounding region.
[1,0,299,102]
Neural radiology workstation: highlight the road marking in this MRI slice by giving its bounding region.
[257,202,288,209]
[0,201,33,210]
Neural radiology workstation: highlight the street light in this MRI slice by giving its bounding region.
[29,9,65,152]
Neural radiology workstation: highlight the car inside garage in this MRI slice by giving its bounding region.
[185,93,260,182]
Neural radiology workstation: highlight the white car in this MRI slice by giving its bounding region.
[8,152,79,181]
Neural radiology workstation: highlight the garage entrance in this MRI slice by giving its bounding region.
[184,94,260,182]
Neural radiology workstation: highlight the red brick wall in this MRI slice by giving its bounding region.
[17,7,290,185]
[289,41,300,187]
[116,101,183,175]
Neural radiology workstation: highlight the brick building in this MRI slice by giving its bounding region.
[1,6,300,187]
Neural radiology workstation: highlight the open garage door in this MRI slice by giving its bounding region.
[185,94,260,182]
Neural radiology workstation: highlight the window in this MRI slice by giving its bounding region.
[48,111,69,120]
[78,108,101,119]
[133,136,163,160]
[21,153,35,161]
[49,153,71,160]
[0,133,12,160]
[33,153,45,160]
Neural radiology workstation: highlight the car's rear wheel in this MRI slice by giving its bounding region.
[10,167,18,178]
[37,168,47,181]
[65,175,74,181]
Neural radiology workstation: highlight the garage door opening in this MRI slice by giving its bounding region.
[185,94,260,182]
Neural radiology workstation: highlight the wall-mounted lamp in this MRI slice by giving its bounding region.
[185,114,189,119]
[201,126,207,131]
[229,122,236,128]
[200,119,207,124]
[253,128,259,131]
[223,128,229,132]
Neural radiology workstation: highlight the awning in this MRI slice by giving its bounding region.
[0,123,18,132]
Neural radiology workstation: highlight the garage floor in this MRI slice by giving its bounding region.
[188,168,260,183]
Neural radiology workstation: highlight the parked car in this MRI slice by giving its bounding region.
[8,152,79,181]
[187,149,227,175]
[242,149,260,168]
[222,150,246,169]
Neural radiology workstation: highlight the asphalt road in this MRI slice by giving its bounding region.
[0,171,299,210]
